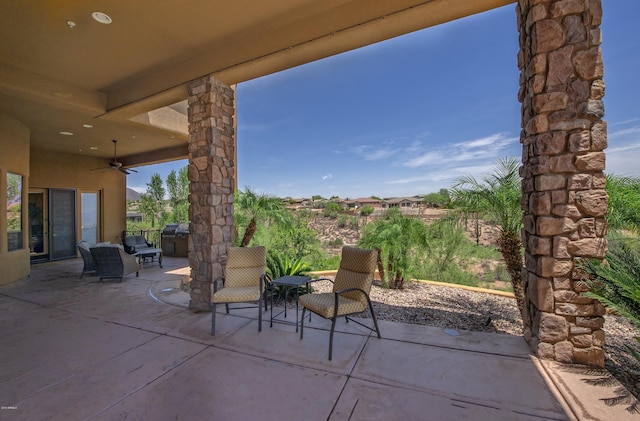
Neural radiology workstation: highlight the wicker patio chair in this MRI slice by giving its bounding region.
[299,246,381,360]
[90,245,142,282]
[77,241,96,279]
[211,246,266,335]
[122,235,163,268]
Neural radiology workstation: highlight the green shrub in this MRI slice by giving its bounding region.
[580,236,640,361]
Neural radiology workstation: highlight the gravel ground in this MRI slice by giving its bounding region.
[308,278,640,401]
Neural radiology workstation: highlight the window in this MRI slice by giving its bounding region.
[81,192,99,245]
[7,172,23,251]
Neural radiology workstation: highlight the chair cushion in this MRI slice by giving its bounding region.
[226,246,265,268]
[224,247,266,288]
[213,286,261,303]
[299,293,366,318]
[333,247,377,304]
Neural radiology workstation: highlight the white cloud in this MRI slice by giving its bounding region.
[403,151,444,168]
[322,174,333,180]
[608,126,640,139]
[400,132,518,169]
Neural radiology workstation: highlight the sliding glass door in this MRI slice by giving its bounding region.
[49,189,76,260]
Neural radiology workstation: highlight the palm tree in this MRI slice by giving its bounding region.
[358,208,429,289]
[234,187,291,247]
[450,157,525,317]
[605,174,640,234]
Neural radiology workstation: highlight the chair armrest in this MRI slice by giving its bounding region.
[315,277,334,284]
[122,243,136,254]
[213,277,225,292]
[334,287,367,296]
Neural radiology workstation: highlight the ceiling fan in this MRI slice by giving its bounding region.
[93,139,138,175]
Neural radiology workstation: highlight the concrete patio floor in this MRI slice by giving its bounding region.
[0,257,635,420]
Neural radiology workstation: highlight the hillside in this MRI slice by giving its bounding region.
[305,208,509,291]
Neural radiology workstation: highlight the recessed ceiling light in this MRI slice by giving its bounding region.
[83,124,93,128]
[91,11,112,24]
[67,21,76,29]
[90,147,99,150]
[59,131,74,136]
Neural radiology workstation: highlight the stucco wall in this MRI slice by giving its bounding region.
[0,113,31,285]
[30,149,126,245]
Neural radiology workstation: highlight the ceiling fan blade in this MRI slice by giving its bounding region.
[119,167,130,175]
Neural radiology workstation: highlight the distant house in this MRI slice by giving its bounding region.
[381,197,422,209]
[126,212,143,223]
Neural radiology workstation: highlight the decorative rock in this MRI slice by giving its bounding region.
[574,152,605,171]
[573,48,603,80]
[534,20,566,53]
[535,174,566,191]
[547,46,574,86]
[554,340,574,363]
[539,312,569,343]
[550,0,585,18]
[576,316,604,329]
[540,257,573,277]
[568,238,607,258]
[571,334,593,348]
[574,347,604,367]
[537,216,576,236]
[574,190,608,217]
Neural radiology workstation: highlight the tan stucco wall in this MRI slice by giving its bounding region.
[30,149,126,245]
[0,113,31,285]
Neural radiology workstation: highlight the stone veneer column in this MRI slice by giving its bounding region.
[187,75,236,311]
[517,0,608,366]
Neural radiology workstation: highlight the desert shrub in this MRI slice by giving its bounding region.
[323,202,341,218]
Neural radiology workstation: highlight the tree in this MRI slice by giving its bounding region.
[235,187,290,247]
[140,173,166,228]
[166,166,189,223]
[358,208,429,289]
[360,205,374,217]
[422,189,450,208]
[450,157,525,317]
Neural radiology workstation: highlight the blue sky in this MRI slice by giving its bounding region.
[128,1,640,199]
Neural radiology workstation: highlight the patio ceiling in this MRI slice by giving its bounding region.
[0,0,513,167]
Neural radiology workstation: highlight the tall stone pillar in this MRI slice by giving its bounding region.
[517,0,608,367]
[187,75,236,311]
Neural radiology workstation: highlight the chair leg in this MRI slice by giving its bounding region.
[300,307,306,339]
[329,316,337,361]
[367,298,381,339]
[258,295,262,332]
[211,303,217,335]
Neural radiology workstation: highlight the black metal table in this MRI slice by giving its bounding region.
[270,275,317,332]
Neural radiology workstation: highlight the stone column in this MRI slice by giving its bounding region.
[187,75,236,311]
[517,0,608,367]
